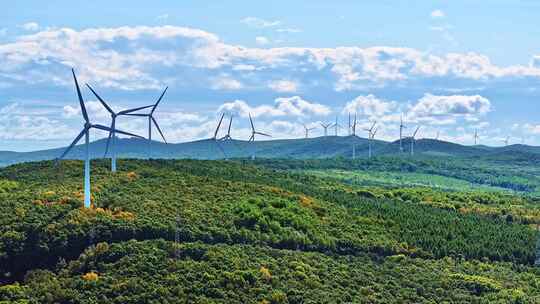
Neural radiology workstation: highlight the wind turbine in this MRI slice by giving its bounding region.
[124,87,169,156]
[364,121,377,158]
[248,113,271,160]
[303,124,316,138]
[503,136,510,146]
[320,122,332,137]
[86,84,153,172]
[220,114,234,141]
[399,113,407,153]
[435,130,440,140]
[410,126,420,156]
[57,69,143,208]
[333,115,341,136]
[348,113,351,135]
[474,129,480,145]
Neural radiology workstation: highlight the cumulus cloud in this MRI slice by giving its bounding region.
[241,17,280,28]
[21,22,39,31]
[1,25,540,93]
[268,80,297,92]
[410,94,491,117]
[211,77,243,90]
[342,95,397,117]
[255,36,270,45]
[218,96,330,118]
[431,10,445,18]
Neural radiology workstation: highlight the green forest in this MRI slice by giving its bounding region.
[0,157,538,303]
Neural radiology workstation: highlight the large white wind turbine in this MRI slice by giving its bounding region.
[57,69,143,208]
[125,87,168,156]
[248,113,271,159]
[410,126,421,156]
[86,84,153,172]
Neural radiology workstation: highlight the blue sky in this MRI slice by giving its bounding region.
[1,0,540,151]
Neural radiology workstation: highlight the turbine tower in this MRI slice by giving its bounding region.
[399,114,407,152]
[364,121,377,158]
[57,69,143,208]
[125,87,168,156]
[474,129,480,145]
[86,84,153,172]
[248,113,271,159]
[348,113,351,136]
[410,126,420,156]
[435,131,440,140]
[503,136,510,146]
[303,124,315,138]
[320,122,332,137]
[351,113,358,159]
[333,115,341,136]
[220,114,234,141]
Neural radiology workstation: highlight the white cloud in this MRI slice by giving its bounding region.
[156,14,169,22]
[276,28,302,33]
[268,80,297,92]
[241,17,280,28]
[431,10,445,18]
[523,123,540,134]
[218,96,330,118]
[1,25,540,94]
[211,77,243,90]
[342,95,397,117]
[21,22,39,31]
[255,36,270,45]
[409,94,491,117]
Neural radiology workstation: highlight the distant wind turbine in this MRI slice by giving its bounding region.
[303,124,316,138]
[211,113,227,159]
[333,115,341,136]
[248,113,271,160]
[125,87,169,156]
[86,84,153,172]
[410,126,420,156]
[320,122,332,137]
[57,69,143,208]
[399,114,407,153]
[435,130,440,140]
[364,121,377,158]
[503,136,510,146]
[474,129,480,145]
[351,113,358,159]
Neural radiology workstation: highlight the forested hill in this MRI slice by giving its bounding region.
[1,136,539,166]
[0,158,539,303]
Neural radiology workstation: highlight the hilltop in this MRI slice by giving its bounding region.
[0,158,538,303]
[1,136,539,167]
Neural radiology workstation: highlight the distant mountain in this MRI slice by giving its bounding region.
[1,136,539,166]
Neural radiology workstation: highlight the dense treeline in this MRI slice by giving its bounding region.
[251,156,540,194]
[2,240,539,303]
[0,159,538,302]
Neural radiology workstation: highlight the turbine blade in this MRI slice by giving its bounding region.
[103,125,113,157]
[255,132,271,137]
[214,113,225,139]
[227,115,233,135]
[57,129,86,160]
[72,69,89,122]
[118,104,154,115]
[86,84,114,114]
[249,113,255,131]
[91,124,144,139]
[123,113,149,117]
[151,117,167,143]
[151,87,168,114]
